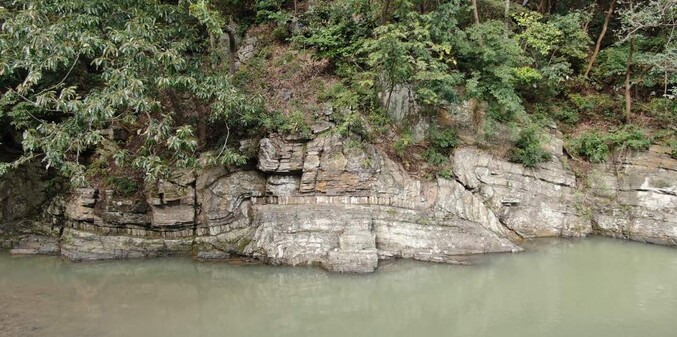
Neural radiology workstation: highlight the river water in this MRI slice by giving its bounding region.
[1,237,676,337]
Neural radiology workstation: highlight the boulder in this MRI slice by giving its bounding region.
[257,136,305,172]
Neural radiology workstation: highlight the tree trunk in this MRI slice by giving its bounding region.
[381,0,392,24]
[505,0,510,19]
[194,99,208,147]
[471,0,480,25]
[584,0,616,77]
[624,34,635,123]
[538,0,548,14]
[664,28,674,96]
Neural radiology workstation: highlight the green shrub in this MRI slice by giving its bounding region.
[437,169,454,180]
[335,110,365,137]
[533,104,579,125]
[107,176,139,197]
[605,125,652,152]
[272,25,291,42]
[424,148,448,165]
[428,127,458,151]
[254,0,292,24]
[568,131,610,163]
[319,83,350,102]
[423,127,458,165]
[344,138,365,151]
[643,98,677,126]
[509,126,551,167]
[277,111,312,137]
[669,140,677,159]
[551,106,580,125]
[366,109,390,135]
[394,132,413,157]
[569,93,620,119]
[569,126,651,163]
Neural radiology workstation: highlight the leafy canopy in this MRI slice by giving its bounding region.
[0,0,254,184]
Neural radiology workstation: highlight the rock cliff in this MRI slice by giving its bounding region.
[587,146,677,245]
[2,131,677,272]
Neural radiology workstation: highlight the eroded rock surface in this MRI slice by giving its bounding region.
[194,169,266,256]
[257,135,305,172]
[244,134,520,272]
[9,235,60,256]
[61,186,193,261]
[4,132,676,273]
[453,137,590,238]
[0,162,63,248]
[588,146,677,245]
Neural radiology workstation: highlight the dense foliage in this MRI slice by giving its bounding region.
[0,0,675,186]
[0,0,260,184]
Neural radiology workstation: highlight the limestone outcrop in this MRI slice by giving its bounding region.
[194,169,266,257]
[588,146,677,245]
[3,130,677,273]
[452,137,590,238]
[0,162,63,249]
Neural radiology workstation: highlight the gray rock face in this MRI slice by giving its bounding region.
[243,134,521,271]
[0,162,63,248]
[9,235,60,256]
[147,171,196,228]
[257,136,305,172]
[60,184,194,261]
[248,200,517,272]
[381,84,415,122]
[194,169,266,255]
[0,162,50,224]
[31,132,523,272]
[588,146,677,245]
[61,227,193,261]
[5,130,677,273]
[266,175,301,196]
[453,143,590,238]
[300,133,381,194]
[235,34,258,68]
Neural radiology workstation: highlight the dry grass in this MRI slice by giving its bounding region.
[239,33,341,118]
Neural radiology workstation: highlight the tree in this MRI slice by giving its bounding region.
[616,0,676,120]
[188,0,240,75]
[459,21,526,120]
[624,24,635,121]
[0,0,252,184]
[584,0,617,77]
[617,0,676,43]
[361,11,458,110]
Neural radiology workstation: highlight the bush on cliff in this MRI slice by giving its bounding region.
[509,125,551,168]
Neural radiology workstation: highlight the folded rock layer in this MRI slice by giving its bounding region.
[3,132,677,272]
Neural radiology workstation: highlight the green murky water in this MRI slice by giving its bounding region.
[1,237,677,337]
